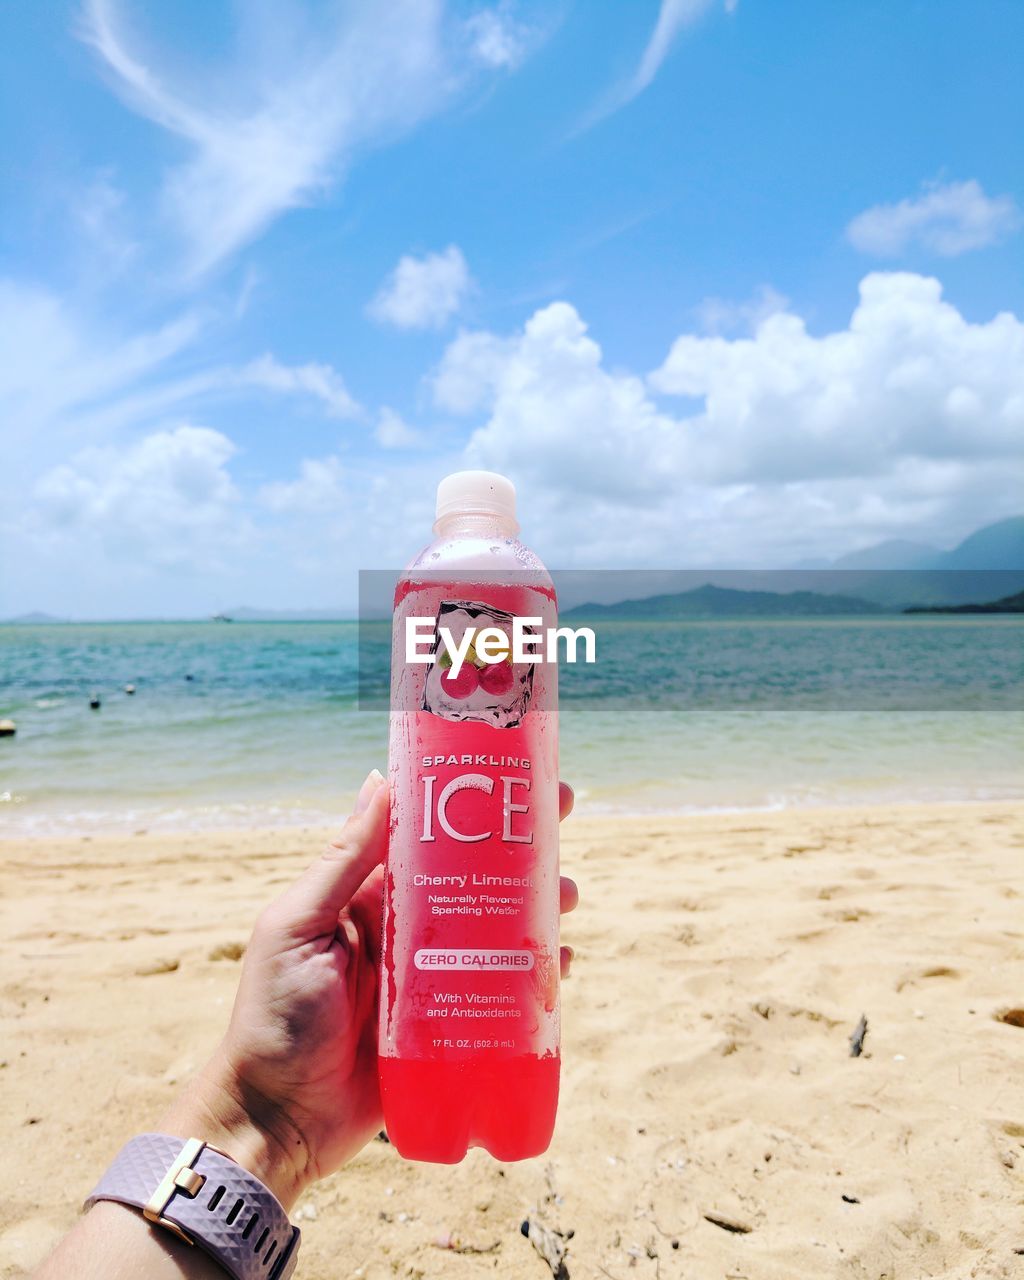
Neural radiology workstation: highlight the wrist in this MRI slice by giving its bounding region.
[158,1049,310,1213]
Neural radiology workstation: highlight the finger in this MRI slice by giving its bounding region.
[560,945,574,978]
[355,767,385,815]
[273,772,388,936]
[558,782,574,821]
[348,863,385,960]
[559,875,579,915]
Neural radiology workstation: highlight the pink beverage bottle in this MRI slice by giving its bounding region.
[378,470,560,1163]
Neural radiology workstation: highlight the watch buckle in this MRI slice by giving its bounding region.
[143,1137,208,1246]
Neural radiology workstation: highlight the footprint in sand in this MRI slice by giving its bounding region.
[134,957,180,976]
[895,965,961,992]
[208,941,246,962]
[828,906,873,922]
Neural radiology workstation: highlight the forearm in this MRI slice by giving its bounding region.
[35,1048,307,1280]
[36,1200,230,1280]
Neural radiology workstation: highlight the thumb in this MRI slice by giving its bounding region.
[274,770,389,936]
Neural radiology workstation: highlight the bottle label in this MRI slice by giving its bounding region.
[381,583,559,1063]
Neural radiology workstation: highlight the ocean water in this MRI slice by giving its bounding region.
[0,618,1021,833]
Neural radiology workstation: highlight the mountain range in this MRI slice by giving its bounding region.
[563,583,886,620]
[5,517,1023,622]
[823,516,1024,572]
[560,517,1024,614]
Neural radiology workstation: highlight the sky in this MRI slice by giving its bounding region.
[1,0,1022,618]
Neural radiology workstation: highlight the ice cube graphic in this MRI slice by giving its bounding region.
[421,600,535,729]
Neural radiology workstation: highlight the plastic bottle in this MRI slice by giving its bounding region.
[378,470,560,1163]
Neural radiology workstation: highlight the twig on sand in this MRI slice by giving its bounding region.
[849,1014,869,1057]
[521,1217,571,1279]
[703,1212,752,1234]
[434,1236,501,1256]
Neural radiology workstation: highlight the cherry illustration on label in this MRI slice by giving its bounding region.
[441,663,480,699]
[478,660,514,695]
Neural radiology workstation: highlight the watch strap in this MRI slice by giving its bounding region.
[85,1133,300,1280]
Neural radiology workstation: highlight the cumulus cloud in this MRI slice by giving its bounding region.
[31,425,242,563]
[80,1,506,277]
[369,245,473,330]
[435,302,683,500]
[431,273,1024,559]
[651,272,1023,482]
[846,179,1022,257]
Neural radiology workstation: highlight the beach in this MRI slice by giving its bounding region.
[3,801,1023,1279]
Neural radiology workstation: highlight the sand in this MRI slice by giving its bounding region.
[2,802,1024,1279]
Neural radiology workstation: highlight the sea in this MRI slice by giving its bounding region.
[1,618,1021,834]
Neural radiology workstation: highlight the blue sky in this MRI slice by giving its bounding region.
[1,0,1022,617]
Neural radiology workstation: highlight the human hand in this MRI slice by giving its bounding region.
[162,771,578,1211]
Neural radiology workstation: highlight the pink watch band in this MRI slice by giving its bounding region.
[86,1133,300,1280]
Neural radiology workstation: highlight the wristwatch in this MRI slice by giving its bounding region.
[86,1133,301,1280]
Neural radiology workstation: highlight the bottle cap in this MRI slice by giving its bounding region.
[434,470,518,529]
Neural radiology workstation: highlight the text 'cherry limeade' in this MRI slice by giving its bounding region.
[378,471,561,1163]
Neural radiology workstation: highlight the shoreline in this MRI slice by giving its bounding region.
[3,788,1024,841]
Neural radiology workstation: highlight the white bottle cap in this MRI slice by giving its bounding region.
[434,470,518,529]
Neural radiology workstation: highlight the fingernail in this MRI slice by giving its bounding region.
[355,768,386,814]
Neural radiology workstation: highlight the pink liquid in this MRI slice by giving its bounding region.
[379,1057,559,1164]
[379,570,560,1163]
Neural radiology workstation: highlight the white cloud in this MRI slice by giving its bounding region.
[430,273,1024,561]
[650,272,1023,482]
[375,407,423,449]
[694,284,789,335]
[464,6,532,69]
[369,245,473,330]
[0,280,204,453]
[31,425,242,563]
[237,355,361,419]
[80,0,473,276]
[436,302,683,500]
[574,0,732,132]
[75,171,138,270]
[631,0,718,97]
[0,279,363,466]
[846,179,1022,258]
[432,329,515,414]
[260,456,347,514]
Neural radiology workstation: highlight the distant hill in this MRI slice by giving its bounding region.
[225,606,354,621]
[564,583,885,620]
[937,517,1024,570]
[555,517,1024,617]
[780,567,1024,609]
[905,589,1024,615]
[797,514,1024,606]
[3,611,68,624]
[832,539,941,571]
[828,516,1024,572]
